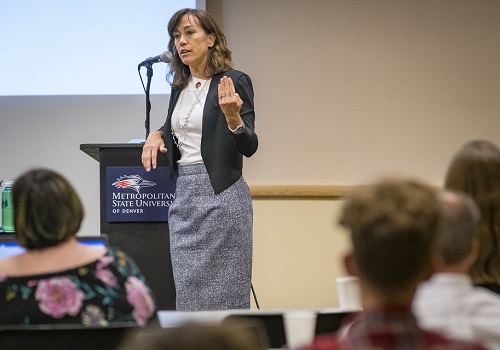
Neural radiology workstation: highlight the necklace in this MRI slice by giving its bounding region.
[172,78,211,147]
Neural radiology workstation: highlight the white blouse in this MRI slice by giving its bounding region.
[171,77,211,165]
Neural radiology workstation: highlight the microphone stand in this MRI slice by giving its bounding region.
[143,63,153,140]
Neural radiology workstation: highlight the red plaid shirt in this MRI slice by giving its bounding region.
[310,307,486,350]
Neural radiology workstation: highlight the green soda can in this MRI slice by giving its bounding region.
[1,180,15,233]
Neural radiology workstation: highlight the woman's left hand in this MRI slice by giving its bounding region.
[218,76,243,128]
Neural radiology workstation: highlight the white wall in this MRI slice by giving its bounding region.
[222,0,500,309]
[224,0,500,186]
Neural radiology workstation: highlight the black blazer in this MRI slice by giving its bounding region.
[159,69,258,194]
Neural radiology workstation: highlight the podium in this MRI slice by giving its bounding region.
[80,143,176,310]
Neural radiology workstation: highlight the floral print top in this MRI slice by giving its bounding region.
[0,247,156,327]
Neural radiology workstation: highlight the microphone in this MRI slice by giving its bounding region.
[138,51,173,68]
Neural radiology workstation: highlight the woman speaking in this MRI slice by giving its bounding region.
[141,8,258,311]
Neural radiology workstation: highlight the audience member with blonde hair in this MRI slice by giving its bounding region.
[413,190,500,350]
[444,139,500,293]
[0,168,157,326]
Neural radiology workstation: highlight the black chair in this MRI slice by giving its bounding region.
[0,322,138,350]
[315,310,355,335]
[223,313,286,349]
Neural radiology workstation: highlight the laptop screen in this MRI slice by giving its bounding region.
[0,236,108,259]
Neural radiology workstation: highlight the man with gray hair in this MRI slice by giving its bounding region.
[413,190,500,350]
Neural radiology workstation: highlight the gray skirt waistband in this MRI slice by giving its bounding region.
[177,163,206,176]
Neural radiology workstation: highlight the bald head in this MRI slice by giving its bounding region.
[433,190,480,266]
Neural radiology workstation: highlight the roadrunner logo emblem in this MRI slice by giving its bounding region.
[112,175,156,194]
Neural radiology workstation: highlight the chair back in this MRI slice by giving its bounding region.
[223,313,285,349]
[315,310,354,334]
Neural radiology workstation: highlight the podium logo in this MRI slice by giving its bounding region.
[112,175,156,194]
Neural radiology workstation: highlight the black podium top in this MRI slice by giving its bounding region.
[80,143,145,162]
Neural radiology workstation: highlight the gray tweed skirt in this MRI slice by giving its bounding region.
[168,163,253,311]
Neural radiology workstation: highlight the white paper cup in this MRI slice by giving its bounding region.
[283,310,317,350]
[335,276,361,310]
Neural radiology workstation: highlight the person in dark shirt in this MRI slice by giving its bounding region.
[0,168,157,326]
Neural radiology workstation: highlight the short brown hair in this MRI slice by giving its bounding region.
[13,168,84,249]
[340,178,439,297]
